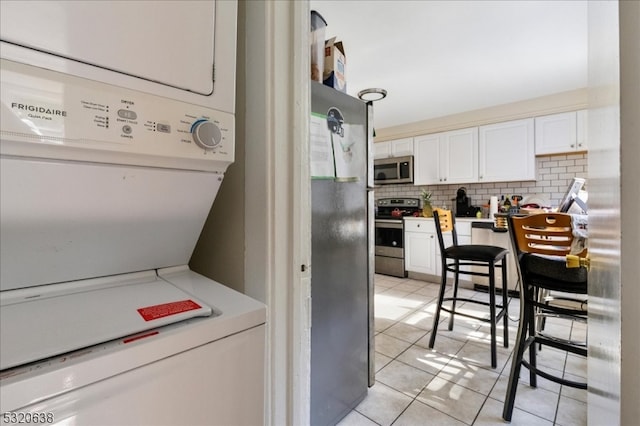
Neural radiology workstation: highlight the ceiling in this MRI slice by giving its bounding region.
[310,0,588,130]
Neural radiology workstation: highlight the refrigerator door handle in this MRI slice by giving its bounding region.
[366,102,375,189]
[366,101,376,387]
[367,189,375,387]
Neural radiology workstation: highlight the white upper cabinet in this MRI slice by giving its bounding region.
[407,110,588,186]
[372,137,414,159]
[413,134,440,185]
[535,110,587,155]
[576,109,588,151]
[390,137,415,156]
[372,142,392,159]
[442,128,479,184]
[414,128,478,185]
[479,118,535,182]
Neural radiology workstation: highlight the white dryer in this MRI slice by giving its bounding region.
[0,2,265,425]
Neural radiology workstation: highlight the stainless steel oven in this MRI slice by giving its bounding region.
[375,219,405,277]
[374,198,420,277]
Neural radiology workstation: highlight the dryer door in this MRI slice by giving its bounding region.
[0,1,236,112]
[1,1,213,94]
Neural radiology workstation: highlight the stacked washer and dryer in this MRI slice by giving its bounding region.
[0,2,265,425]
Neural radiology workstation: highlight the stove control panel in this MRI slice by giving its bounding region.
[375,198,422,218]
[376,198,420,208]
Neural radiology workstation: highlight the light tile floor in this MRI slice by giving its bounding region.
[338,274,587,426]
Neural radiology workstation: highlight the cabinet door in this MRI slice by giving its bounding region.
[535,111,578,155]
[479,118,535,182]
[442,128,478,184]
[373,141,391,159]
[405,231,436,275]
[413,134,440,185]
[576,109,588,152]
[390,137,414,157]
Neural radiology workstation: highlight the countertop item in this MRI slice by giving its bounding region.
[490,196,499,218]
[520,194,551,209]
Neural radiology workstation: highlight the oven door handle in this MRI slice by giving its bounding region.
[374,220,404,229]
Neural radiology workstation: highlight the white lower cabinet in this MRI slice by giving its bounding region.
[404,220,437,275]
[405,218,472,281]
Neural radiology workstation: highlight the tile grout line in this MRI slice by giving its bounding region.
[384,280,488,425]
[380,279,474,425]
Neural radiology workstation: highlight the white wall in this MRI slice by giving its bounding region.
[239,2,312,425]
[376,89,587,141]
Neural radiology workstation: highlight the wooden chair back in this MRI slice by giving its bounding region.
[433,208,457,250]
[509,213,587,258]
[434,208,454,233]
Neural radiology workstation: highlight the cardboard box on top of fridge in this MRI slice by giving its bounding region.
[323,37,346,92]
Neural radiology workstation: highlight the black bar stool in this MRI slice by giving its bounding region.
[502,213,588,422]
[429,209,509,368]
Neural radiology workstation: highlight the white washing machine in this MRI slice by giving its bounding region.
[0,2,265,425]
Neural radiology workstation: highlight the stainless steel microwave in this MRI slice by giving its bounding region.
[374,155,414,185]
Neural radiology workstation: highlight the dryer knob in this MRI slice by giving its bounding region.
[191,119,222,149]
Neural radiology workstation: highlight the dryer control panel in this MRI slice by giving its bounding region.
[0,59,234,172]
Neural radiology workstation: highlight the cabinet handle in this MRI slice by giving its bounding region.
[430,235,434,239]
[578,143,583,147]
[479,175,483,179]
[444,178,447,181]
[571,144,575,148]
[417,224,420,227]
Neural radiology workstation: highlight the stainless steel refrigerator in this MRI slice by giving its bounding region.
[310,82,374,426]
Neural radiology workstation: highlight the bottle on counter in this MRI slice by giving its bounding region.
[503,194,511,212]
[511,195,523,213]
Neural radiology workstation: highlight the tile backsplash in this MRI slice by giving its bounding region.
[374,153,588,210]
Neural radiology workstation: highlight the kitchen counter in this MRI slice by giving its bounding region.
[404,216,494,223]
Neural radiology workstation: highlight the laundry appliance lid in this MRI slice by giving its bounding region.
[0,270,214,371]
